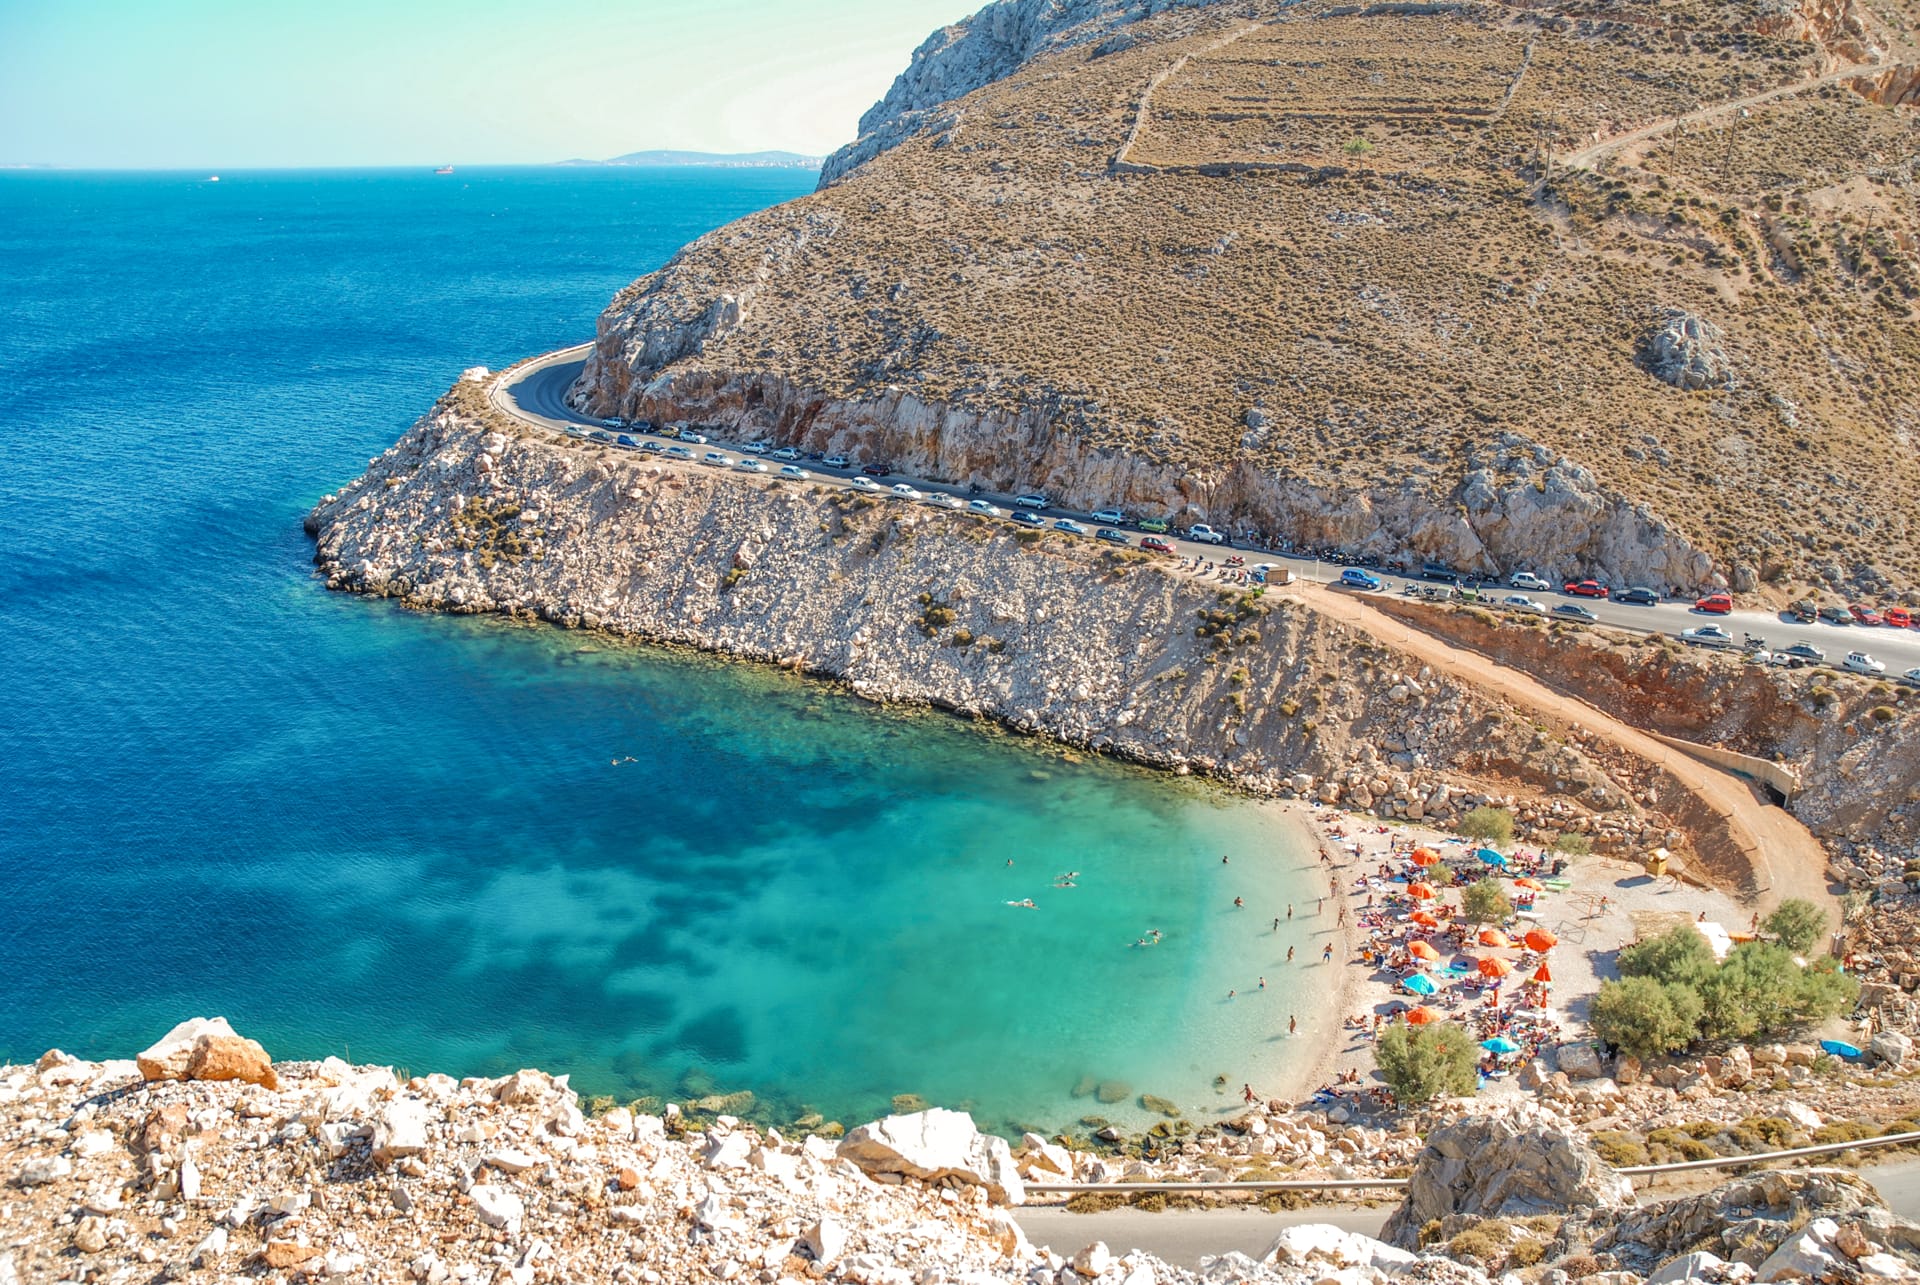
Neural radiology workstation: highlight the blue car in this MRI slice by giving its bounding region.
[1340,568,1384,591]
[1011,511,1046,528]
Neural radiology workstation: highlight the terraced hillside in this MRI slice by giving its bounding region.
[570,0,1920,597]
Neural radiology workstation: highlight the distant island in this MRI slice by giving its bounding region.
[556,149,822,170]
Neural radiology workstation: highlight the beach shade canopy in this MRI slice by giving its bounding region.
[1410,848,1440,867]
[1408,882,1437,900]
[1476,847,1509,867]
[1409,910,1441,928]
[1403,972,1439,996]
[1532,963,1553,984]
[1478,928,1512,948]
[1409,941,1442,961]
[1821,1039,1864,1059]
[1524,929,1559,952]
[1404,1006,1440,1025]
[1513,877,1545,891]
[1478,956,1515,978]
[1481,1036,1522,1054]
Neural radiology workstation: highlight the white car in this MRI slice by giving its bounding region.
[823,455,850,468]
[701,452,732,467]
[1501,594,1546,615]
[1091,508,1126,525]
[742,442,770,455]
[923,492,963,510]
[1681,625,1737,649]
[771,447,802,461]
[850,477,879,492]
[681,431,709,445]
[1844,651,1887,675]
[734,458,768,473]
[967,500,1005,517]
[599,418,624,429]
[778,465,811,480]
[1903,667,1920,686]
[1509,572,1552,592]
[1014,493,1050,509]
[890,484,923,500]
[1186,524,1226,545]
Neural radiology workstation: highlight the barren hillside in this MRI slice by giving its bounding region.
[571,0,1920,597]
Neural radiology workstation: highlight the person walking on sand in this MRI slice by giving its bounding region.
[1287,904,1294,921]
[1322,943,1333,963]
[1288,1015,1298,1036]
[1287,945,1295,962]
[1317,896,1324,916]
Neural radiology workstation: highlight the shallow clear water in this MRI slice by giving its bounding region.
[0,168,1328,1131]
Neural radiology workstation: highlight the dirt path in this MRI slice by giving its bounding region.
[1289,581,1836,919]
[1558,60,1876,172]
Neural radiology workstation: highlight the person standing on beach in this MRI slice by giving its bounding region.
[1286,945,1295,962]
[1317,896,1324,916]
[1287,904,1294,921]
[1322,943,1333,963]
[1288,1015,1298,1036]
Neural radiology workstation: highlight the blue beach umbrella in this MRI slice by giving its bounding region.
[1476,848,1509,867]
[1481,1036,1522,1054]
[1820,1039,1863,1059]
[1403,972,1439,996]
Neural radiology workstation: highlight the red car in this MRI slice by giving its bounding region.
[1140,537,1175,553]
[1885,606,1914,629]
[1695,593,1733,614]
[1563,580,1609,599]
[1850,604,1885,626]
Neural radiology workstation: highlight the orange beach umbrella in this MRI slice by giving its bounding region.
[1532,963,1553,984]
[1513,877,1544,891]
[1478,956,1515,978]
[1523,929,1559,953]
[1478,928,1512,948]
[1408,882,1436,900]
[1408,910,1441,928]
[1410,848,1440,867]
[1409,941,1441,961]
[1404,1006,1440,1025]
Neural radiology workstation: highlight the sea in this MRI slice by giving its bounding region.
[0,167,1328,1134]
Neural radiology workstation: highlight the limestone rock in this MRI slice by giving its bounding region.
[837,1108,1025,1205]
[1553,1042,1604,1080]
[1382,1114,1633,1248]
[469,1183,524,1235]
[16,1156,72,1187]
[373,1098,431,1163]
[137,1017,239,1082]
[802,1217,847,1264]
[186,1032,277,1089]
[1639,309,1732,391]
[1874,1032,1913,1068]
[1262,1224,1417,1272]
[1577,1168,1898,1273]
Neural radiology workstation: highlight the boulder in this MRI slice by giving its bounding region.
[137,1017,239,1082]
[1755,1218,1848,1282]
[1553,1042,1604,1080]
[802,1217,846,1264]
[468,1184,523,1236]
[1874,1032,1913,1069]
[187,1033,278,1089]
[1262,1224,1416,1273]
[837,1108,1025,1205]
[372,1099,430,1164]
[1381,1114,1633,1248]
[1071,1242,1112,1278]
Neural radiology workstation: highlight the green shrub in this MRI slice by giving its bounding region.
[1459,806,1515,847]
[1376,1021,1480,1105]
[1762,898,1827,954]
[1589,976,1701,1059]
[1618,925,1717,988]
[1461,877,1514,925]
[1552,832,1593,857]
[1590,1131,1650,1166]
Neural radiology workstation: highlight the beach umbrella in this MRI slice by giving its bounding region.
[1476,847,1509,867]
[1532,963,1552,984]
[1403,1006,1440,1025]
[1820,1039,1863,1059]
[1478,928,1512,948]
[1408,882,1436,900]
[1481,1036,1522,1054]
[1513,877,1544,891]
[1403,972,1439,996]
[1523,929,1558,952]
[1409,941,1441,961]
[1478,956,1515,978]
[1409,910,1441,928]
[1410,848,1439,867]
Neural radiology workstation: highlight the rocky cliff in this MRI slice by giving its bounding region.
[573,0,1920,598]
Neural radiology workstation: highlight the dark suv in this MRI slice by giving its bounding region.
[1615,586,1660,605]
[1419,562,1461,584]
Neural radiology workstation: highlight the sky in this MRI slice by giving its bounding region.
[0,0,972,168]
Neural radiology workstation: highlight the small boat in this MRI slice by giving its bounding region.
[434,165,454,175]
[207,175,220,182]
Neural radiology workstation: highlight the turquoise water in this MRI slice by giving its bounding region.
[0,168,1327,1131]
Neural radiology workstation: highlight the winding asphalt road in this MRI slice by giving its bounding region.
[1014,1159,1920,1267]
[491,347,1920,678]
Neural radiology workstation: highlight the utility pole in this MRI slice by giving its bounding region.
[1722,107,1750,189]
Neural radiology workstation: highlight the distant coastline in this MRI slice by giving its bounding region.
[555,148,822,170]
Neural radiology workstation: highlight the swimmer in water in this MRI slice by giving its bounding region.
[1006,899,1036,909]
[1233,896,1244,908]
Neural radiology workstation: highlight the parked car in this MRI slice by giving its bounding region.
[1421,563,1461,584]
[890,484,922,500]
[1615,586,1661,605]
[1136,517,1171,534]
[1850,604,1885,626]
[771,446,802,461]
[664,444,694,460]
[862,464,891,477]
[600,418,624,428]
[1845,651,1887,675]
[588,430,614,444]
[924,493,963,510]
[1554,603,1599,621]
[742,442,770,455]
[1885,607,1914,629]
[1903,666,1920,686]
[1140,537,1175,553]
[1780,642,1826,663]
[653,424,682,440]
[1012,511,1045,527]
[1788,599,1817,623]
[1014,493,1050,509]
[614,434,640,449]
[1053,519,1089,535]
[1186,524,1227,545]
[1091,508,1126,525]
[1694,593,1732,614]
[1508,572,1551,592]
[822,454,850,468]
[1095,527,1129,545]
[1501,594,1545,614]
[778,465,810,480]
[681,431,709,445]
[1340,568,1384,591]
[1681,625,1737,649]
[967,500,1005,517]
[1818,606,1853,625]
[849,477,879,491]
[1564,580,1609,599]
[641,440,664,453]
[734,458,768,473]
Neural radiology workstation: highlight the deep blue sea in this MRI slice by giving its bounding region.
[0,168,1325,1132]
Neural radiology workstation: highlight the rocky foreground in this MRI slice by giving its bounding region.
[10,1020,1920,1285]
